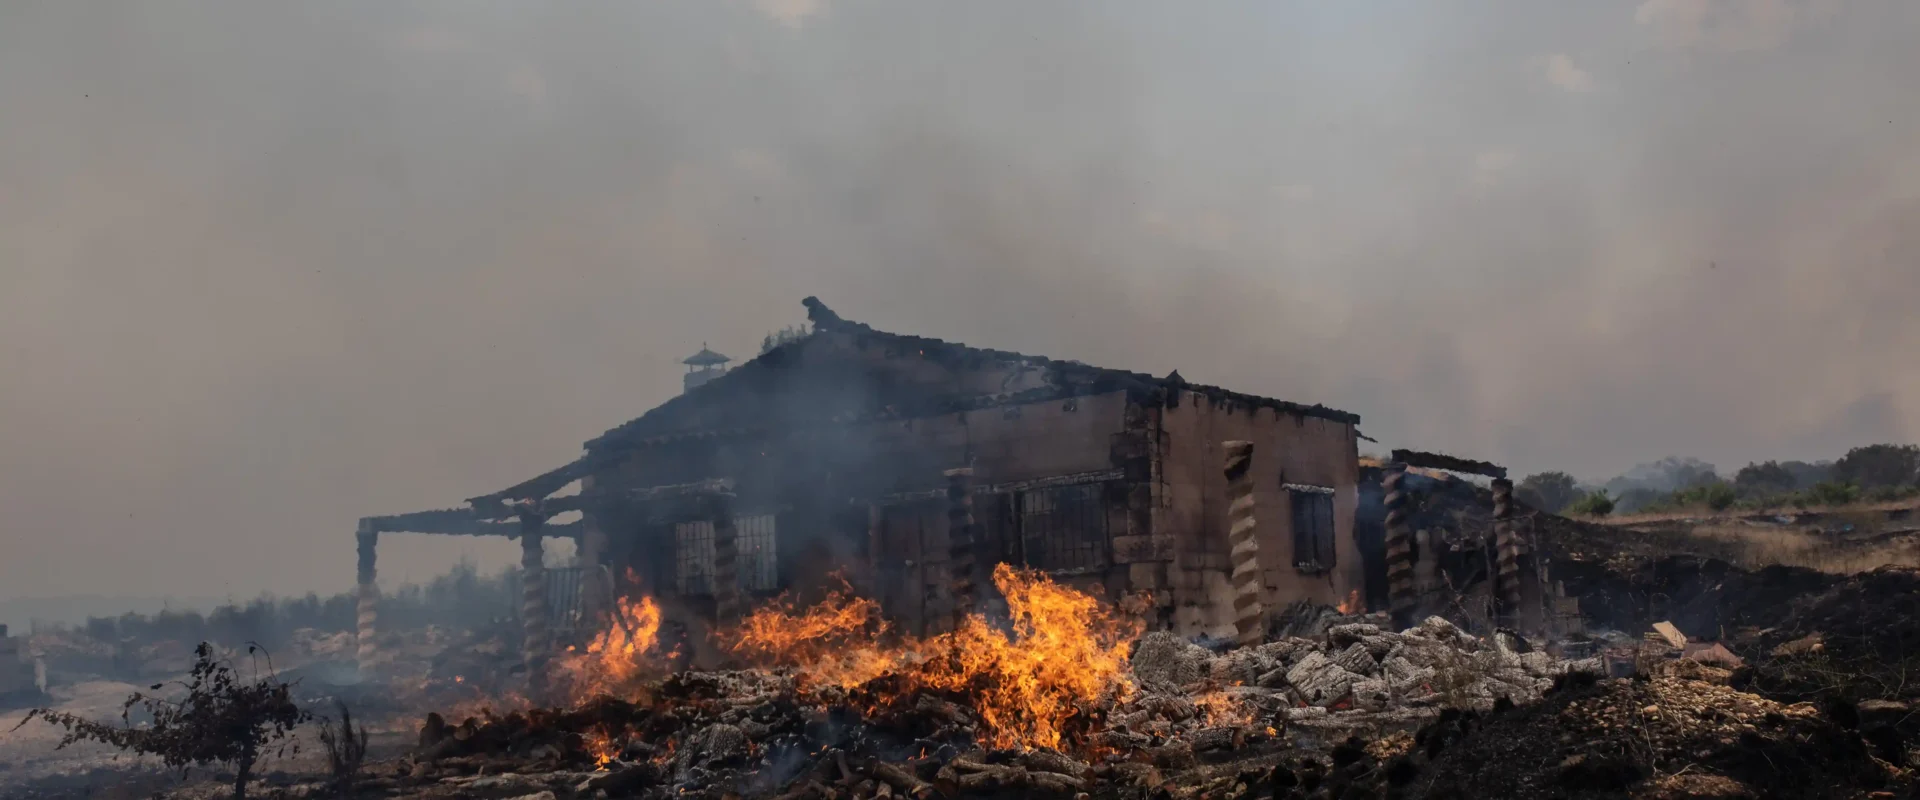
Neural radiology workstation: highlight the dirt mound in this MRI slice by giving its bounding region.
[1408,674,1903,799]
[1733,567,1920,733]
[1753,566,1920,662]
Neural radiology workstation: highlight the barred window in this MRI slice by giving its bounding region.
[1287,484,1337,572]
[674,514,779,596]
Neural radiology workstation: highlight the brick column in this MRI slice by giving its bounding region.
[354,523,379,672]
[1491,478,1522,626]
[1222,441,1265,648]
[1383,463,1417,625]
[517,506,550,698]
[944,467,977,631]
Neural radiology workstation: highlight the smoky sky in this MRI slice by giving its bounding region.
[2,0,1918,604]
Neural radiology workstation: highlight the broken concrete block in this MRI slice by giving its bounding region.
[1332,642,1378,676]
[1132,632,1212,686]
[1327,623,1382,646]
[1285,651,1361,706]
[1351,678,1390,711]
[1518,651,1559,677]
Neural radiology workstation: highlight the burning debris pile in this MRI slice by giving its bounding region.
[325,568,1624,800]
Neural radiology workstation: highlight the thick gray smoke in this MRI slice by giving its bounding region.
[2,1,1918,604]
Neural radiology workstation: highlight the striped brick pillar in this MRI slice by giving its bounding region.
[710,492,742,625]
[354,524,379,672]
[1492,478,1522,625]
[944,467,977,631]
[1383,463,1417,623]
[517,508,550,698]
[1222,441,1265,647]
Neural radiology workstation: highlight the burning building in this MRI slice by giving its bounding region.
[354,297,1363,677]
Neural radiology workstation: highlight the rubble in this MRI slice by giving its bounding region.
[268,613,1604,800]
[1411,673,1905,799]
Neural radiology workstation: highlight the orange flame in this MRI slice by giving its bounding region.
[721,564,1139,751]
[907,564,1140,750]
[584,726,620,769]
[557,594,663,700]
[727,578,896,689]
[1337,589,1362,615]
[1194,691,1254,727]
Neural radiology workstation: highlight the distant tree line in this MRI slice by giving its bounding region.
[1517,444,1920,517]
[68,560,519,652]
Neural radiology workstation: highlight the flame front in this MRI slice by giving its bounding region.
[558,594,663,700]
[727,579,896,689]
[906,564,1139,750]
[551,563,1142,753]
[1337,589,1362,615]
[720,563,1139,751]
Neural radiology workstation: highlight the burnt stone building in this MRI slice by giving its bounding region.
[354,298,1364,670]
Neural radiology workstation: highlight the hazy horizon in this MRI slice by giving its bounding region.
[4,1,1918,602]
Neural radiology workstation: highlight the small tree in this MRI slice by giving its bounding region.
[1832,444,1920,490]
[1735,461,1797,497]
[1517,471,1580,513]
[1805,481,1861,508]
[14,643,310,800]
[1564,489,1616,517]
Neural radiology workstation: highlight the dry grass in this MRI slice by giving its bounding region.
[1592,499,1920,527]
[1636,523,1920,574]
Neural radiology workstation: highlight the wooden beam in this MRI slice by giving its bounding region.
[1389,449,1507,480]
[359,509,582,538]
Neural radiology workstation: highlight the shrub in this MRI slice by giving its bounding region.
[1517,472,1580,513]
[13,643,310,800]
[1832,444,1920,489]
[316,700,368,796]
[1734,461,1797,497]
[1565,490,1616,517]
[1806,481,1861,508]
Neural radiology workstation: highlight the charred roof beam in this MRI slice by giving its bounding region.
[1389,449,1508,480]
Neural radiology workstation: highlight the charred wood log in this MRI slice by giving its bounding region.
[1020,749,1094,780]
[943,756,1087,794]
[580,763,662,797]
[1188,726,1247,753]
[1144,741,1197,770]
[865,758,936,800]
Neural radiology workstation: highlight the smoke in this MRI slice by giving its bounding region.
[2,2,1919,599]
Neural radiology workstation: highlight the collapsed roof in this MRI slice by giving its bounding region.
[454,296,1360,513]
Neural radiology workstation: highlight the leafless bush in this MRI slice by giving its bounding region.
[11,643,309,800]
[317,699,369,796]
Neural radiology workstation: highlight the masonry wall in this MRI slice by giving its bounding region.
[1149,394,1360,638]
[595,389,1134,636]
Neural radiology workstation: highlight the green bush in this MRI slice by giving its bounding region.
[1564,489,1615,517]
[1806,481,1861,507]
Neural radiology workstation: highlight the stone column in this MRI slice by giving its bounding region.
[354,522,379,672]
[1222,441,1265,648]
[1382,463,1417,625]
[577,479,614,628]
[517,506,550,697]
[1491,478,1522,626]
[710,492,741,625]
[944,467,977,631]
